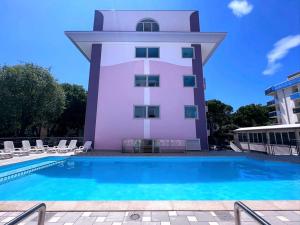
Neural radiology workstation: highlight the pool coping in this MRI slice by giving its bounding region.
[0,200,299,211]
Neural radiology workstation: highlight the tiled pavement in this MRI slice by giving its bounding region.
[0,210,300,225]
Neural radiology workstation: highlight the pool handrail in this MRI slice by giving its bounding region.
[5,203,46,225]
[234,201,271,225]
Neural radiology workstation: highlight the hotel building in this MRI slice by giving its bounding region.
[65,10,226,151]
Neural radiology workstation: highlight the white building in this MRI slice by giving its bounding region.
[266,71,300,124]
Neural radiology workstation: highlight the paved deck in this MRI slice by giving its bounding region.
[0,210,300,225]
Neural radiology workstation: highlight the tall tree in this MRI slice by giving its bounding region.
[53,83,87,136]
[0,64,65,137]
[207,99,236,145]
[233,104,271,127]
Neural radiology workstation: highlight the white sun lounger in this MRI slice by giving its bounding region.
[47,140,67,153]
[0,150,13,159]
[57,140,78,153]
[22,140,44,154]
[4,141,30,156]
[75,141,92,154]
[36,140,49,152]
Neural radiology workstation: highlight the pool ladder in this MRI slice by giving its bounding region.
[0,159,66,185]
[234,201,271,225]
[5,203,46,225]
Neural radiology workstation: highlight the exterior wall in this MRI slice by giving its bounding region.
[94,42,199,150]
[101,11,194,32]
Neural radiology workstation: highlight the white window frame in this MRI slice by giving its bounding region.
[134,105,160,119]
[183,75,197,88]
[181,47,195,59]
[134,75,160,87]
[184,105,198,119]
[135,47,160,58]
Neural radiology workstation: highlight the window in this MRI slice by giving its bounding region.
[289,132,296,142]
[184,106,198,119]
[147,106,160,118]
[282,132,289,145]
[242,133,248,142]
[253,133,258,143]
[269,132,276,144]
[183,75,197,87]
[275,132,282,145]
[135,75,147,87]
[135,47,159,58]
[182,47,194,58]
[292,86,299,93]
[238,133,243,142]
[258,133,262,143]
[134,106,159,118]
[262,133,267,143]
[249,133,254,143]
[136,19,159,32]
[148,76,159,87]
[135,75,159,87]
[134,106,146,118]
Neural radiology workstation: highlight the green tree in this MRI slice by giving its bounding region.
[53,83,87,136]
[233,104,271,127]
[0,64,65,137]
[207,99,236,145]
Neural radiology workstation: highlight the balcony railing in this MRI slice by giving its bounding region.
[266,99,276,107]
[265,87,275,96]
[268,111,278,118]
[290,92,300,100]
[293,107,300,114]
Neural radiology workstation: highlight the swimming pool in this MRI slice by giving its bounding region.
[0,156,300,200]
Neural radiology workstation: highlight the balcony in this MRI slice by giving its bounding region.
[265,87,275,96]
[293,107,300,114]
[290,92,300,100]
[268,111,278,118]
[266,99,276,107]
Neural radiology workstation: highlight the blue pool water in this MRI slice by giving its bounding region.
[0,156,300,200]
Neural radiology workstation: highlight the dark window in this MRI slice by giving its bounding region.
[242,133,248,142]
[289,132,296,145]
[258,133,262,143]
[262,133,267,143]
[254,133,258,143]
[135,75,147,87]
[148,48,159,58]
[183,76,196,87]
[275,132,282,145]
[238,133,243,142]
[269,132,276,144]
[148,76,159,87]
[136,48,147,58]
[147,106,160,118]
[282,132,289,145]
[185,106,198,119]
[182,47,194,58]
[136,19,159,32]
[249,133,254,143]
[134,106,146,118]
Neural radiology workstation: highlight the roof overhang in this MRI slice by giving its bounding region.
[65,31,226,64]
[234,124,300,132]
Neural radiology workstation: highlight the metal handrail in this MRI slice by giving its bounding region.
[234,201,270,225]
[5,203,46,225]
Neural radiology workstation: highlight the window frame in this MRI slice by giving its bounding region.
[135,47,160,58]
[183,75,197,88]
[181,47,195,59]
[133,105,160,119]
[134,75,160,87]
[184,105,198,119]
[136,19,160,32]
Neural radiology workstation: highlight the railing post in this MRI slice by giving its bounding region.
[234,202,241,225]
[37,204,46,225]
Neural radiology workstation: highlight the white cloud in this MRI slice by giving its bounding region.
[228,0,253,17]
[263,34,300,75]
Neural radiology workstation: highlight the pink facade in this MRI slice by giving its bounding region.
[65,10,226,151]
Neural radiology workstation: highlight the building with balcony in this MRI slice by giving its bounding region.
[265,71,300,124]
[65,10,226,151]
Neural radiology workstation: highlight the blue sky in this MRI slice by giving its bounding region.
[0,0,299,110]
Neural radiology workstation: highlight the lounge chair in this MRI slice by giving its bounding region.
[47,140,67,153]
[36,139,49,152]
[75,141,92,154]
[4,141,30,156]
[22,140,44,154]
[57,140,77,153]
[0,150,13,159]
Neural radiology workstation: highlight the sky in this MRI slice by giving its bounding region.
[0,0,299,110]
